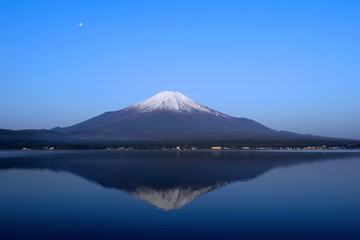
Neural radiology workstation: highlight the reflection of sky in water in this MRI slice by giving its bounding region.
[0,150,360,239]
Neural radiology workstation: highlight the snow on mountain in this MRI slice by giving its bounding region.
[131,185,224,211]
[127,91,229,117]
[131,186,212,210]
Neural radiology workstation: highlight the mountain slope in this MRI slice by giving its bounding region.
[54,91,326,141]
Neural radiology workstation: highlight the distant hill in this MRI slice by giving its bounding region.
[0,128,72,148]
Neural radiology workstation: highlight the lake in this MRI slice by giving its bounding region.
[0,150,360,240]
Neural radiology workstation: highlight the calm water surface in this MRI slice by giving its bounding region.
[0,150,360,240]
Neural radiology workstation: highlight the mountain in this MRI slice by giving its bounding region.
[54,91,324,141]
[1,91,357,148]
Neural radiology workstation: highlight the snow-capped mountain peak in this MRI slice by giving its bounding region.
[127,91,228,117]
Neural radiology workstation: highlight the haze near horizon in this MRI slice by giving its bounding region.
[0,0,359,139]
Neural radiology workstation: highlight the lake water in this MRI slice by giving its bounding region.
[0,150,360,240]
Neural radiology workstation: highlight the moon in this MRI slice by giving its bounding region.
[79,23,84,27]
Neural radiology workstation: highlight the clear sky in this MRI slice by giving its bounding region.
[1,0,359,139]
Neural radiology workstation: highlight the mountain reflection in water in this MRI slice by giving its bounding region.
[0,150,358,210]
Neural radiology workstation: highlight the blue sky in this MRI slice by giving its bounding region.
[1,0,359,139]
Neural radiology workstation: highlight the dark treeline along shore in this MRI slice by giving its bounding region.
[1,136,359,150]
